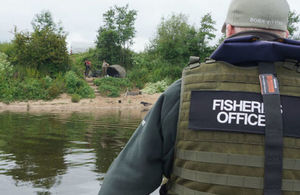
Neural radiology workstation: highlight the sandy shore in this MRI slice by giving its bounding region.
[0,93,161,113]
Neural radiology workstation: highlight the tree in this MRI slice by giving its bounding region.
[96,28,121,64]
[113,5,137,49]
[151,14,192,64]
[198,13,216,60]
[150,13,216,65]
[13,11,69,77]
[96,5,137,67]
[128,13,217,84]
[32,11,56,31]
[288,11,300,39]
[0,42,15,59]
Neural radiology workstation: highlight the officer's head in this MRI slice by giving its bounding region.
[223,0,290,38]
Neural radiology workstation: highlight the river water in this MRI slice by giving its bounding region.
[0,110,156,195]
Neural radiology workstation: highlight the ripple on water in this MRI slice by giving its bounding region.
[0,111,141,194]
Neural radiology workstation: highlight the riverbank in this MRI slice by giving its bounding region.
[0,93,161,113]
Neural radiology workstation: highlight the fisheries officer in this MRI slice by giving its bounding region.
[99,0,300,194]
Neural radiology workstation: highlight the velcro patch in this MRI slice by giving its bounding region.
[189,91,300,138]
[259,74,279,95]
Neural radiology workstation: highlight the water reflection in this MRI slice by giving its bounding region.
[0,110,143,194]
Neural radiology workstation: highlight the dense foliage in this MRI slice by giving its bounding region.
[95,5,137,69]
[150,13,216,64]
[0,42,15,59]
[0,73,65,103]
[71,94,81,103]
[64,71,95,98]
[126,13,216,89]
[141,79,171,95]
[94,77,131,97]
[0,11,96,103]
[0,51,93,102]
[13,11,70,77]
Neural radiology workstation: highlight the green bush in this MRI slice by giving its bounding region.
[0,79,16,102]
[141,79,171,94]
[47,77,64,99]
[77,85,95,98]
[128,52,183,88]
[149,65,182,83]
[64,71,95,98]
[15,78,48,100]
[42,76,53,88]
[0,42,15,58]
[0,70,94,103]
[65,71,81,93]
[13,11,70,76]
[71,94,81,103]
[127,67,149,89]
[47,85,61,99]
[48,74,65,99]
[127,53,152,88]
[94,77,131,88]
[0,78,46,102]
[98,85,120,97]
[0,72,66,102]
[94,77,131,97]
[93,78,101,86]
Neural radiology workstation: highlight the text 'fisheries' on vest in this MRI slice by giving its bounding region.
[188,91,300,137]
[212,99,282,127]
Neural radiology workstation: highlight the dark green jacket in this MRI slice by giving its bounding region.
[98,80,182,195]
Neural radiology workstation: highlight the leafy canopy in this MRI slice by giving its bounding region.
[13,10,69,77]
[96,5,137,67]
[150,13,216,64]
[127,13,217,88]
[102,4,137,48]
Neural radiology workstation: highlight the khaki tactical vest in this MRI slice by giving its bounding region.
[166,60,300,195]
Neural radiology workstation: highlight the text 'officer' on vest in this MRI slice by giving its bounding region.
[212,99,266,127]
